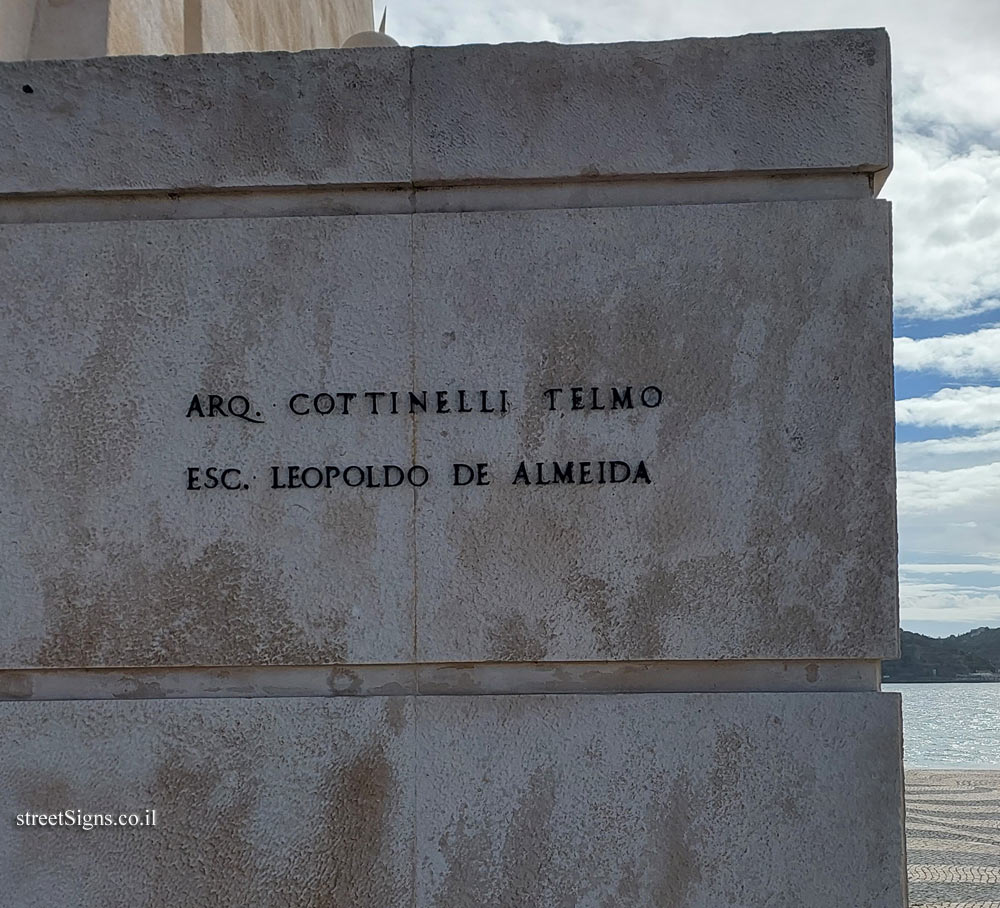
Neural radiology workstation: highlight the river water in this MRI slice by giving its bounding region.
[883,682,1000,768]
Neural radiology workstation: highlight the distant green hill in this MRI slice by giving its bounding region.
[882,627,1000,682]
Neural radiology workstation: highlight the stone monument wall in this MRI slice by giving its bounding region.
[0,30,905,906]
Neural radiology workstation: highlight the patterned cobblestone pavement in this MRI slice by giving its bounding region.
[907,771,1000,908]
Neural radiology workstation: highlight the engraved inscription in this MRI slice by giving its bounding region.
[184,381,657,492]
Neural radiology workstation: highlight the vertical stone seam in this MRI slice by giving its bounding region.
[407,47,418,671]
[183,0,203,55]
[410,693,419,908]
[25,0,41,59]
[407,47,419,908]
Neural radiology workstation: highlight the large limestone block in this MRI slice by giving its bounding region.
[412,29,892,186]
[0,696,414,907]
[0,29,890,195]
[416,692,905,907]
[0,46,412,194]
[0,200,894,667]
[0,692,905,906]
[0,215,416,667]
[411,201,896,662]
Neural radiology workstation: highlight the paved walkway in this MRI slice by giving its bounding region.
[907,770,1000,908]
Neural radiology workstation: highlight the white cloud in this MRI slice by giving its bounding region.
[897,429,1000,471]
[900,563,1000,575]
[895,386,1000,428]
[900,579,1000,624]
[889,138,1000,319]
[897,462,1000,574]
[899,561,1000,580]
[897,464,1000,626]
[895,326,1000,376]
[898,462,1000,516]
[896,445,1000,631]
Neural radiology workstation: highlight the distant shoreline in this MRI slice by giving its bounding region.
[885,628,999,683]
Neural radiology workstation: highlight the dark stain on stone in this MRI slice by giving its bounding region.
[434,810,491,905]
[617,557,753,659]
[19,775,72,813]
[436,764,561,907]
[646,771,703,906]
[13,775,75,868]
[144,712,402,907]
[148,744,259,904]
[35,538,342,667]
[0,672,33,699]
[290,743,398,907]
[489,614,549,662]
[327,666,361,695]
[495,766,560,906]
[112,676,165,699]
[708,729,746,804]
[568,570,613,652]
[39,272,141,497]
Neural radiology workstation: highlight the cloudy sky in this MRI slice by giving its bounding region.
[388,0,1000,637]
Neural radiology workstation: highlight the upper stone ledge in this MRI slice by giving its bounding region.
[0,47,413,195]
[412,29,891,189]
[0,29,890,197]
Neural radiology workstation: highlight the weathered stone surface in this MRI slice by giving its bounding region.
[416,692,905,907]
[0,46,411,194]
[0,692,905,906]
[0,215,416,667]
[413,200,896,661]
[0,29,890,196]
[0,696,414,907]
[413,29,891,186]
[0,200,894,667]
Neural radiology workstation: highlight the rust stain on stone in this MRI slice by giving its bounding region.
[291,743,398,907]
[436,764,560,907]
[142,716,402,906]
[148,749,259,904]
[488,614,549,662]
[35,538,343,667]
[646,772,704,906]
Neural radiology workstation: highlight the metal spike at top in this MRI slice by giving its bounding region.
[341,4,398,47]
